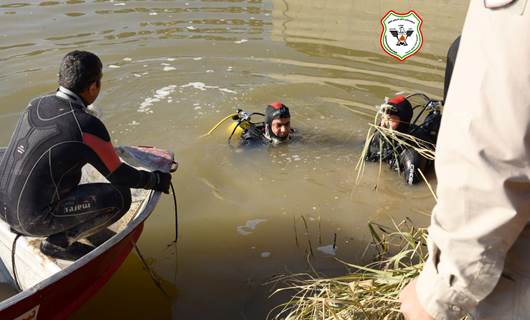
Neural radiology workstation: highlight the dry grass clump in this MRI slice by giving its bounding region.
[269,220,428,320]
[269,218,470,320]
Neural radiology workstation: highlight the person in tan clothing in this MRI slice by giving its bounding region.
[399,0,530,319]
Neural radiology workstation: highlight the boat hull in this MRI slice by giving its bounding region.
[0,225,143,320]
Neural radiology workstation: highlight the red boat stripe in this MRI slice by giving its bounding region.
[82,133,122,173]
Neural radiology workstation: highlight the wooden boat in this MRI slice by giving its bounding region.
[0,145,175,320]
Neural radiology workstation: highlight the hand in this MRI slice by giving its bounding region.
[399,278,433,320]
[152,170,172,194]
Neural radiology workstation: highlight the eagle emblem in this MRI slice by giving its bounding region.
[380,10,423,61]
[389,25,414,46]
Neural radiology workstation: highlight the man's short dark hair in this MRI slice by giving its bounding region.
[59,51,102,94]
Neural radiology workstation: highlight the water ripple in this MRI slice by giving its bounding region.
[0,3,31,8]
[45,33,93,41]
[39,1,60,6]
[64,12,86,17]
[0,43,34,51]
[253,57,443,88]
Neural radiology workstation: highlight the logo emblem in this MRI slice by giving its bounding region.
[17,145,25,154]
[380,10,424,61]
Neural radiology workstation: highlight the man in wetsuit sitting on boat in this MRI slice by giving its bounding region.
[0,50,172,260]
[238,101,292,146]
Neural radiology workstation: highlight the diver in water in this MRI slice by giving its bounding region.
[365,95,440,184]
[364,36,459,185]
[237,101,292,146]
[0,51,172,260]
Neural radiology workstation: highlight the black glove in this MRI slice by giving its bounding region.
[146,170,172,193]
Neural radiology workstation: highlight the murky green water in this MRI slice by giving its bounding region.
[0,0,468,318]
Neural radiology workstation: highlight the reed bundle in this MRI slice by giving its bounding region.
[355,107,436,185]
[269,220,429,320]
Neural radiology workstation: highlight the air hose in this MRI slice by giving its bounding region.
[199,113,238,138]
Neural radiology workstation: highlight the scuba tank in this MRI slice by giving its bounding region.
[226,110,253,141]
[202,109,266,145]
[398,95,441,184]
[226,121,245,139]
[409,97,442,144]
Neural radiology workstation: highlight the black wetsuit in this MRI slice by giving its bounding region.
[0,87,156,239]
[365,111,441,185]
[240,123,270,147]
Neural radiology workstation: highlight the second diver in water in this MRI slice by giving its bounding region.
[229,101,293,147]
[364,95,441,185]
[364,36,460,185]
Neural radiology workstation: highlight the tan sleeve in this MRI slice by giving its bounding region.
[415,1,530,319]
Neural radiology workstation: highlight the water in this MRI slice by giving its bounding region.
[0,0,469,318]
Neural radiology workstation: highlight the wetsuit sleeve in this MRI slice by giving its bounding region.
[415,1,530,319]
[80,115,155,188]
